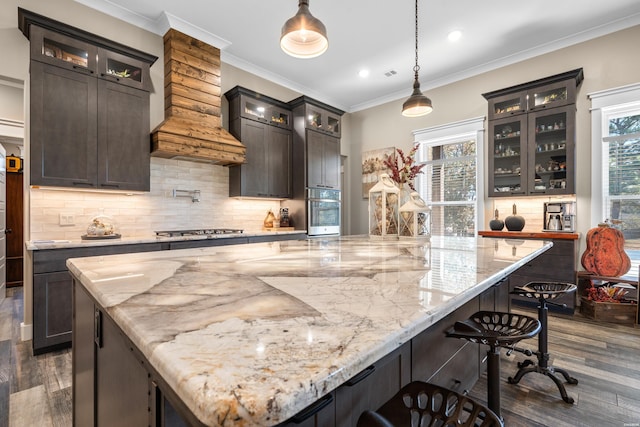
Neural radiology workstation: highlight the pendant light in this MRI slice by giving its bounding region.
[280,0,328,59]
[402,0,433,117]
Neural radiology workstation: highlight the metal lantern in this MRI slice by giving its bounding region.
[368,173,400,238]
[399,191,431,239]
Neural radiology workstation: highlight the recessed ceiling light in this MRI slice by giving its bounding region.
[358,69,370,78]
[448,30,462,42]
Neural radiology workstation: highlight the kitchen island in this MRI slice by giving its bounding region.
[67,235,551,426]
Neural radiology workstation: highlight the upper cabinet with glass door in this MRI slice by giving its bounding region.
[302,103,342,137]
[228,86,292,130]
[488,115,528,196]
[29,25,98,74]
[484,68,583,197]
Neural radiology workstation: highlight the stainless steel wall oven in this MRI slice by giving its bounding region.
[307,188,340,236]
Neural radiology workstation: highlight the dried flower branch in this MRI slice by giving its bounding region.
[382,144,426,191]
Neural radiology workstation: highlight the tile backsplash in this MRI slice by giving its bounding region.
[29,158,284,240]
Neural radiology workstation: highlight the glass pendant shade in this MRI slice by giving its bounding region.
[402,77,433,117]
[280,0,328,59]
[399,191,432,239]
[369,173,400,238]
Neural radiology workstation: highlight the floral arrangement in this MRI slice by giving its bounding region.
[586,283,632,303]
[383,144,426,191]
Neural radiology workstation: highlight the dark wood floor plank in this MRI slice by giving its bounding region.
[48,387,72,427]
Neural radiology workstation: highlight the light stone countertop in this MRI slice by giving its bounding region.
[25,230,307,250]
[66,235,551,426]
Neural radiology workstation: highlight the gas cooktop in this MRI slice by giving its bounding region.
[155,229,244,237]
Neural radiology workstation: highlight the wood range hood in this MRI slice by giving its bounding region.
[151,29,245,165]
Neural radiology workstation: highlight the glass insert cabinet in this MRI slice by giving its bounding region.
[484,68,583,197]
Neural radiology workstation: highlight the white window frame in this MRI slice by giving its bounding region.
[413,117,485,235]
[588,83,640,226]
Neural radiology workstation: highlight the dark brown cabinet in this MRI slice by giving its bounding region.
[225,86,292,198]
[33,270,73,352]
[19,10,157,191]
[306,130,340,190]
[97,79,150,191]
[484,69,582,197]
[30,61,98,188]
[289,96,343,191]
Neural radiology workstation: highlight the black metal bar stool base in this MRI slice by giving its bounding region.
[446,311,541,419]
[510,282,579,404]
[508,360,578,404]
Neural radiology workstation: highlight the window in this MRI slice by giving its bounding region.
[590,83,640,249]
[413,117,484,236]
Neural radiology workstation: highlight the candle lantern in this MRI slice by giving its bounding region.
[368,173,400,238]
[399,191,431,239]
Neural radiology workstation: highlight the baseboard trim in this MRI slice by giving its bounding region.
[20,322,33,341]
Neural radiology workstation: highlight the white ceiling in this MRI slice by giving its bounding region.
[75,0,640,113]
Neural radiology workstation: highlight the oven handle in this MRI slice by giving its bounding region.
[308,198,341,203]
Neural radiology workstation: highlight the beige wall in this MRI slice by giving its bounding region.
[349,25,640,237]
[0,83,24,121]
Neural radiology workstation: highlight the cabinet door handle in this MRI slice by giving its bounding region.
[73,181,94,187]
[73,65,94,74]
[4,228,12,234]
[100,183,120,188]
[289,393,333,423]
[100,73,120,82]
[345,365,376,386]
[510,191,526,195]
[94,308,102,348]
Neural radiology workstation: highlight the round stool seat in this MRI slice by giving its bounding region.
[447,311,541,347]
[357,381,503,427]
[511,282,577,300]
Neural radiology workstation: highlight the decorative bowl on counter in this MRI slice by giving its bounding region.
[82,213,121,240]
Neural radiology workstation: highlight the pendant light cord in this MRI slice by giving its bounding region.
[413,0,420,77]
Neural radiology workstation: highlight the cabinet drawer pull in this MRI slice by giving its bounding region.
[345,365,376,386]
[289,393,333,423]
[73,65,94,74]
[100,73,120,82]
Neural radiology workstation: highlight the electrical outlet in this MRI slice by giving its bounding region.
[59,213,75,226]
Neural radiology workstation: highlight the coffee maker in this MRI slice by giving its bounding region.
[543,201,576,232]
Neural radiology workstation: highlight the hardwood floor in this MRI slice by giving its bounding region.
[1,286,639,426]
[0,287,71,427]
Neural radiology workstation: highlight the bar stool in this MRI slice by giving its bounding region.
[357,381,503,427]
[446,311,541,419]
[509,282,579,404]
